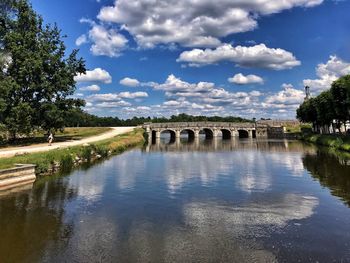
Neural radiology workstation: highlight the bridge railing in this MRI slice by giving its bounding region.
[143,122,261,129]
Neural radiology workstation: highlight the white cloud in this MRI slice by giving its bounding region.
[78,19,128,57]
[146,75,263,116]
[303,55,350,93]
[118,91,148,99]
[177,44,301,70]
[75,34,88,46]
[88,91,148,102]
[249,90,262,97]
[153,74,215,95]
[163,100,181,107]
[83,74,306,119]
[79,84,101,92]
[95,101,131,108]
[97,0,323,49]
[228,73,264,85]
[88,24,128,57]
[264,83,304,107]
[120,77,140,87]
[74,68,112,84]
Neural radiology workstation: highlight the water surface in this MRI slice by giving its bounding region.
[0,137,350,262]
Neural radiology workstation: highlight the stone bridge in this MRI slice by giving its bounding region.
[143,122,269,142]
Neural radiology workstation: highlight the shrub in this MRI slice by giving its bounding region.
[81,146,92,162]
[95,145,109,157]
[35,160,50,174]
[60,154,73,172]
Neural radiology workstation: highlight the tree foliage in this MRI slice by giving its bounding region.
[0,0,85,138]
[297,75,350,133]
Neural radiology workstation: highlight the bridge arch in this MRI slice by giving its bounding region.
[221,128,231,139]
[160,129,176,144]
[238,129,249,138]
[180,129,195,141]
[252,130,256,138]
[200,128,214,139]
[151,130,157,144]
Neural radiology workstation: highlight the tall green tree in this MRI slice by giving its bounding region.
[0,0,85,138]
[297,98,317,124]
[315,91,335,126]
[331,75,350,130]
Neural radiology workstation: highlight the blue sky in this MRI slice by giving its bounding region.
[31,0,350,119]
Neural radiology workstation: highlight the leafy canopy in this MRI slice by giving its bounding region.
[0,0,86,138]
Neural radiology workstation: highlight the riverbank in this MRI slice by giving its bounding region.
[0,128,145,176]
[0,127,134,158]
[301,134,350,152]
[0,127,112,148]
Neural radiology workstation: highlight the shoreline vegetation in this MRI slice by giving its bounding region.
[0,128,145,176]
[301,133,350,153]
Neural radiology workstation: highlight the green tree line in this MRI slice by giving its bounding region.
[0,0,85,139]
[296,75,350,133]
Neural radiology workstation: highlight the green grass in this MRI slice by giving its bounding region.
[284,123,312,133]
[0,127,111,148]
[0,128,145,173]
[302,134,350,152]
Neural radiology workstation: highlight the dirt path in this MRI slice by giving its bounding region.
[0,127,136,158]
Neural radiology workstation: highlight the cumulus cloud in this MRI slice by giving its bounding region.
[120,77,140,87]
[153,74,215,95]
[119,91,148,99]
[82,74,309,119]
[88,24,128,57]
[146,75,263,116]
[79,84,101,92]
[95,101,131,108]
[75,34,88,46]
[88,91,148,102]
[77,19,128,57]
[263,83,304,108]
[303,55,350,93]
[75,68,112,84]
[177,44,301,70]
[228,73,264,85]
[97,0,323,49]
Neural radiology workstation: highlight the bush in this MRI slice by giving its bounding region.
[35,160,50,174]
[81,146,92,162]
[95,145,109,157]
[60,154,73,172]
[301,127,313,134]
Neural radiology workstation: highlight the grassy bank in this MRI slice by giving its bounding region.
[0,127,112,148]
[0,128,145,174]
[302,134,350,152]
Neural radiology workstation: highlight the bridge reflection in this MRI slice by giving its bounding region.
[144,136,315,154]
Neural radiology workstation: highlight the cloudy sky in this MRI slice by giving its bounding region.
[31,0,350,119]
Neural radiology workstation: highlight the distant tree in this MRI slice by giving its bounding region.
[0,0,85,138]
[314,91,336,133]
[297,98,318,129]
[330,75,350,131]
[297,75,350,134]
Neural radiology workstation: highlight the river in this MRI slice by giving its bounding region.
[0,136,350,262]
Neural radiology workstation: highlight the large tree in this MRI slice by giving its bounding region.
[0,0,85,138]
[331,75,350,130]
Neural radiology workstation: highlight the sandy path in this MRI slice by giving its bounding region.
[0,127,136,158]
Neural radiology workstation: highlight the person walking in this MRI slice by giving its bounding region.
[48,132,54,146]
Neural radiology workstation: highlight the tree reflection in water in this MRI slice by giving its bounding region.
[303,150,350,207]
[0,174,78,262]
